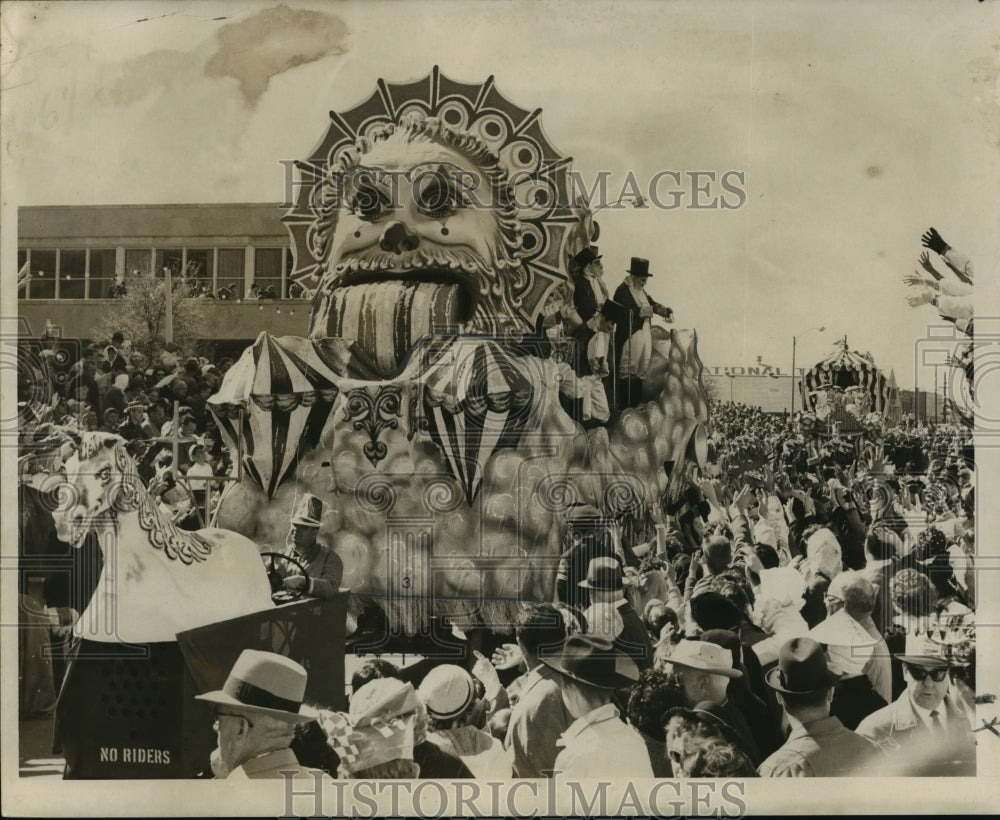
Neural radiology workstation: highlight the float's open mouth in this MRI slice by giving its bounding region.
[320,269,481,377]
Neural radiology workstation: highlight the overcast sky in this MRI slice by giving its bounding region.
[3,0,999,389]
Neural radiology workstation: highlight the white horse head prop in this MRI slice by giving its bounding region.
[54,432,141,546]
[52,432,273,643]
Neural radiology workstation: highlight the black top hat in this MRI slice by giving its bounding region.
[540,634,639,690]
[626,257,651,277]
[572,246,602,270]
[578,556,631,590]
[765,637,841,694]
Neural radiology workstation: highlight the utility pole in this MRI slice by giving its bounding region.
[790,326,825,416]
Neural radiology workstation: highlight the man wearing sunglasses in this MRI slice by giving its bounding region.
[855,637,975,776]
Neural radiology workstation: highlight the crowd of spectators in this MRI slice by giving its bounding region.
[233,400,977,780]
[20,331,237,528]
[17,330,978,778]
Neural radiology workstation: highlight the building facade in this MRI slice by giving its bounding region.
[17,203,306,341]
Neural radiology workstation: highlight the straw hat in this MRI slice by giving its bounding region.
[195,649,316,722]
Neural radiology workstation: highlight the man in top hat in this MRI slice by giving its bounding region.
[571,246,609,331]
[580,556,653,671]
[566,246,613,424]
[195,649,321,779]
[274,493,344,599]
[541,634,651,778]
[855,634,975,775]
[758,637,879,777]
[609,257,673,408]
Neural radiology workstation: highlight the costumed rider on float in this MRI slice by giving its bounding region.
[567,245,614,426]
[271,493,343,600]
[612,257,674,409]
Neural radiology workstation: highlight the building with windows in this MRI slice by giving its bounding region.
[17,203,306,341]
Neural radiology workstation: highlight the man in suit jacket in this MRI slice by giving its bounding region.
[856,642,975,776]
[758,638,879,777]
[609,257,672,408]
[569,246,611,370]
[502,603,573,777]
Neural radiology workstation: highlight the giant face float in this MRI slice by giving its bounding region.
[212,68,710,633]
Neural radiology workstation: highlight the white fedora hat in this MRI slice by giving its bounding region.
[195,649,316,723]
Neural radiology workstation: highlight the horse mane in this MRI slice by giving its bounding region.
[78,432,213,565]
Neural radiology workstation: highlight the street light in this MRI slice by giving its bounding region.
[790,326,825,417]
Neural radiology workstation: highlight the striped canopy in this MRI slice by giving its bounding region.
[802,338,889,416]
[420,341,534,503]
[208,333,352,498]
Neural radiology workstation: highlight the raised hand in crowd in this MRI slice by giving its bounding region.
[903,271,937,289]
[471,649,504,702]
[917,251,943,280]
[760,465,777,495]
[732,484,756,517]
[490,642,524,671]
[697,477,720,507]
[921,226,948,255]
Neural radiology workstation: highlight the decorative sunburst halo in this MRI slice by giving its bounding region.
[282,66,582,334]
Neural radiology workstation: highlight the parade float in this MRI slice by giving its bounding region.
[800,337,890,440]
[210,67,712,635]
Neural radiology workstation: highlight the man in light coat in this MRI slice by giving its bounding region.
[856,637,975,776]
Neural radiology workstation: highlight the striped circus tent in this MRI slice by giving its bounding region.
[420,341,535,503]
[208,333,352,498]
[802,336,890,416]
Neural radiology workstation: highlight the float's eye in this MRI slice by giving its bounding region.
[346,172,392,222]
[96,467,112,485]
[413,170,468,220]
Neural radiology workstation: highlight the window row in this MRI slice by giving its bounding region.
[17,246,300,300]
